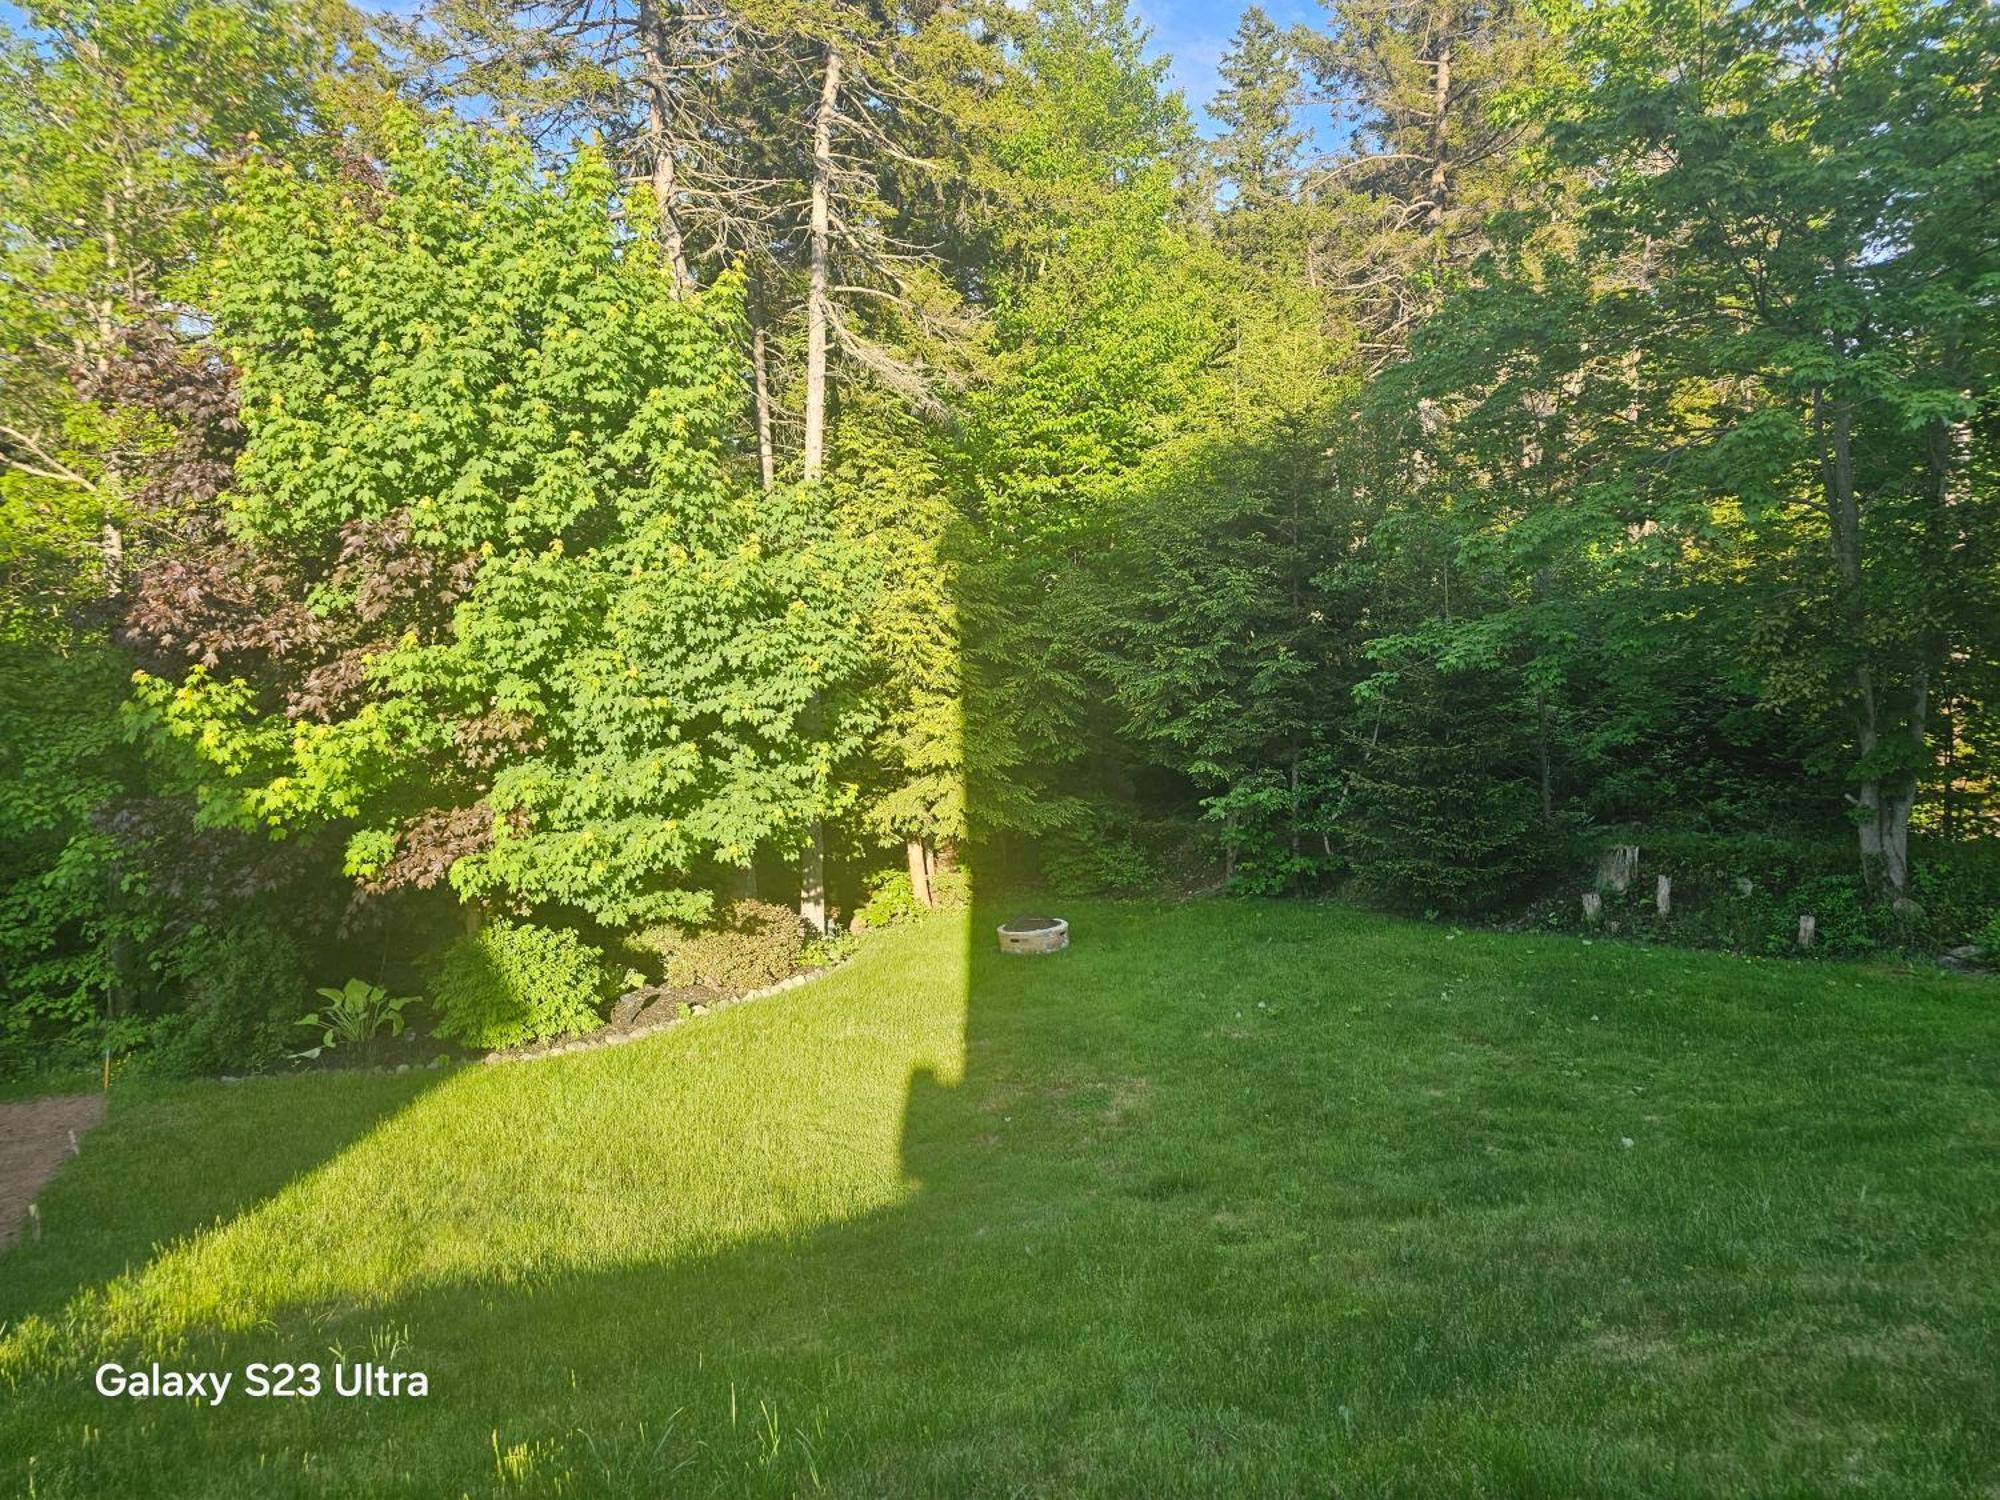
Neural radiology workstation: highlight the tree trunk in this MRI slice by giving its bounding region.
[1817,385,1918,901]
[99,522,123,597]
[802,41,841,482]
[1427,23,1452,242]
[800,820,827,935]
[637,0,692,292]
[750,276,776,492]
[796,42,842,932]
[906,838,933,907]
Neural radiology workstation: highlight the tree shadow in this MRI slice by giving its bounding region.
[4,898,1999,1496]
[0,1068,446,1331]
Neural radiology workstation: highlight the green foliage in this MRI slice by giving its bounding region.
[5,0,2000,1085]
[1343,661,1571,914]
[1542,834,2000,959]
[150,918,309,1076]
[1043,821,1165,899]
[625,899,804,993]
[130,126,871,928]
[800,931,861,970]
[853,871,927,930]
[293,978,412,1063]
[431,919,606,1051]
[0,645,141,1066]
[832,394,965,858]
[0,0,373,511]
[853,865,968,929]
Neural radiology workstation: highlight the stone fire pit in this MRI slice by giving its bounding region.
[997,915,1069,955]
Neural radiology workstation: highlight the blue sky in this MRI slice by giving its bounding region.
[1133,0,1332,139]
[2,0,1334,142]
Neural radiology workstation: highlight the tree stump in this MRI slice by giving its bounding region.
[1596,845,1640,894]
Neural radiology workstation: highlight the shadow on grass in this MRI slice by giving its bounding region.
[3,901,1998,1496]
[0,1068,445,1332]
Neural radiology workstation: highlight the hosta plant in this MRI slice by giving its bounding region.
[294,978,413,1065]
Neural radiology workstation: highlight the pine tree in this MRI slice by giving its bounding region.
[1209,7,1305,214]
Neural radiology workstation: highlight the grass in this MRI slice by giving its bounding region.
[2,900,1997,1497]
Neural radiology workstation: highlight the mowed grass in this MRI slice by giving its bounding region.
[2,902,1997,1498]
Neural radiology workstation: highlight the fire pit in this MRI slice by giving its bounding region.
[997,916,1069,955]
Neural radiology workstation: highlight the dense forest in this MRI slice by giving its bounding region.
[2,0,1995,1075]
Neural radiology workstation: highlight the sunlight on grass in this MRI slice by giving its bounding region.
[3,904,1996,1498]
[2,918,967,1360]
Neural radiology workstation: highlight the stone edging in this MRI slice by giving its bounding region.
[476,963,841,1065]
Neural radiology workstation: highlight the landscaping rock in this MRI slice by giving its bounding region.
[1938,945,1985,972]
[608,991,648,1028]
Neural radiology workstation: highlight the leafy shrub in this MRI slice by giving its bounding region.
[854,870,925,929]
[625,900,803,992]
[151,919,311,1076]
[1981,908,2000,956]
[294,978,413,1065]
[932,865,971,909]
[1204,767,1342,896]
[801,931,861,969]
[432,920,606,1050]
[1631,832,1851,897]
[854,865,970,930]
[1043,821,1162,898]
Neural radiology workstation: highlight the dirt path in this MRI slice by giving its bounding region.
[0,1093,105,1250]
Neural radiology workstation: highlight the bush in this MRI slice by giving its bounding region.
[854,870,925,929]
[853,866,968,929]
[293,978,415,1065]
[1043,817,1163,898]
[151,919,311,1076]
[432,920,607,1050]
[625,899,804,992]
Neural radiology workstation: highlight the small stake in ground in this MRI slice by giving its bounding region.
[1797,914,1816,949]
[1656,875,1672,918]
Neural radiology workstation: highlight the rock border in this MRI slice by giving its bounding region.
[476,964,841,1066]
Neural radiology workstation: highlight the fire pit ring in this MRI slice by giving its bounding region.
[997,916,1069,955]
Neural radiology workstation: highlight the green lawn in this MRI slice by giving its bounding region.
[3,902,1997,1497]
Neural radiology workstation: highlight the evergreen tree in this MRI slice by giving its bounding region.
[1209,7,1305,213]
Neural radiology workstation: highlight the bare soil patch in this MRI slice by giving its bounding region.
[0,1093,105,1250]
